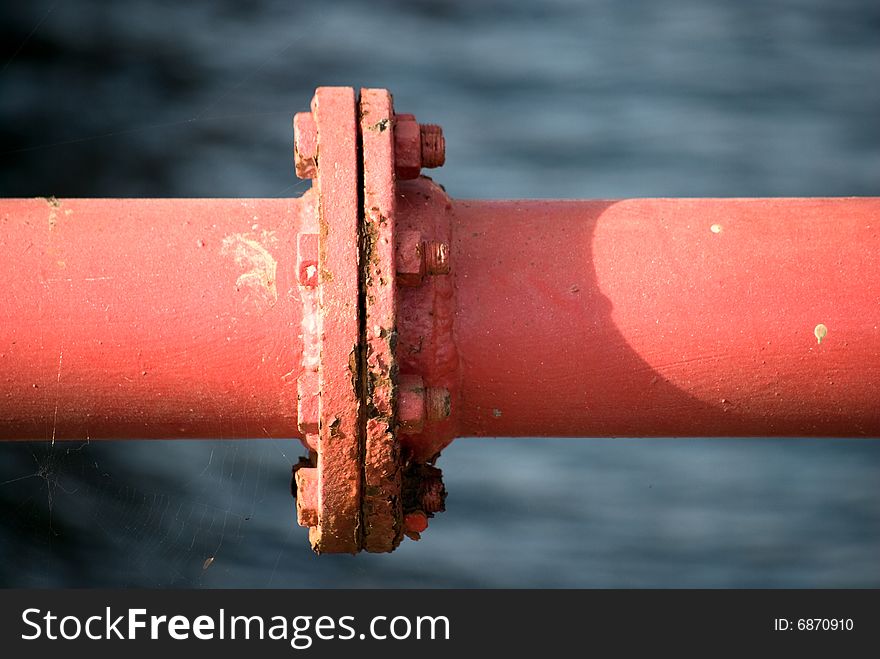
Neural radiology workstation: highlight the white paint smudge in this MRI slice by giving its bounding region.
[221,231,278,307]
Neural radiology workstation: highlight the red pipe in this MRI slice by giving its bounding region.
[447,196,880,440]
[7,196,875,445]
[0,197,305,441]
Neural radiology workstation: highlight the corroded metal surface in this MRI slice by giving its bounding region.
[289,87,453,552]
[311,87,362,554]
[290,87,453,552]
[359,88,403,552]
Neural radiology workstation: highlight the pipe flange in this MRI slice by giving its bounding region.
[292,87,451,553]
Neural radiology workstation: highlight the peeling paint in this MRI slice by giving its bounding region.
[45,196,61,230]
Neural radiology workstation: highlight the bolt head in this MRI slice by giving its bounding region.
[294,466,319,528]
[297,371,320,434]
[394,114,422,180]
[293,112,318,179]
[398,374,426,434]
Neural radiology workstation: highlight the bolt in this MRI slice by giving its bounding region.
[425,241,450,275]
[397,234,449,286]
[419,124,445,168]
[297,371,320,434]
[394,114,446,180]
[290,456,311,497]
[293,112,318,179]
[418,471,446,514]
[426,387,451,421]
[399,377,450,434]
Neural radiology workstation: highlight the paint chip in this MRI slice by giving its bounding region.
[710,224,722,234]
[814,323,828,345]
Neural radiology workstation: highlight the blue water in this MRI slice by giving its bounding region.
[1,0,878,587]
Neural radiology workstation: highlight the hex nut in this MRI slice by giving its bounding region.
[297,371,320,435]
[394,114,422,180]
[398,374,426,434]
[396,230,425,287]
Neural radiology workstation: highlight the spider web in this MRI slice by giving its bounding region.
[0,438,303,586]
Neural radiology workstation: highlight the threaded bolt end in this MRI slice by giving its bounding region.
[419,124,446,168]
[425,241,450,275]
[426,387,451,421]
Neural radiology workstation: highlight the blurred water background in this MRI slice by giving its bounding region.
[0,0,878,587]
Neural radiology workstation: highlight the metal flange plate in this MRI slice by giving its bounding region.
[311,86,362,553]
[359,88,404,551]
[292,86,448,553]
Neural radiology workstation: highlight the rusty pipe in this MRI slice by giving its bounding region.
[1,86,878,553]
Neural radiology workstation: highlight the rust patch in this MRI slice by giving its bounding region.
[348,345,359,393]
[360,88,404,552]
[45,196,61,230]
